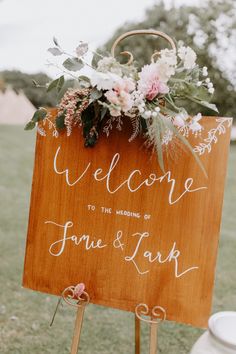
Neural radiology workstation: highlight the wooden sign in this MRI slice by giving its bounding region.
[23,113,231,328]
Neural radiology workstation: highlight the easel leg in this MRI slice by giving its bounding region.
[71,305,85,354]
[149,321,158,354]
[135,304,165,354]
[135,315,140,354]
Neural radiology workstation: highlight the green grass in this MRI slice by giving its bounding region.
[0,125,235,354]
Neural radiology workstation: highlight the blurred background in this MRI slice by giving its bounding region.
[0,0,235,353]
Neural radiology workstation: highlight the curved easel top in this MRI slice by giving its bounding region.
[111,29,176,65]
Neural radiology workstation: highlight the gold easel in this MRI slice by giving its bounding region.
[50,284,90,354]
[135,303,166,354]
[52,284,166,354]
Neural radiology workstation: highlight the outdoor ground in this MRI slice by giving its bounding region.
[0,125,235,354]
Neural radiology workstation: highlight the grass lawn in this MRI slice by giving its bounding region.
[0,125,235,354]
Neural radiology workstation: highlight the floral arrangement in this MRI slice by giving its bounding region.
[25,32,218,173]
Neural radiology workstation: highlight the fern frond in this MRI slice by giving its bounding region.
[128,116,141,142]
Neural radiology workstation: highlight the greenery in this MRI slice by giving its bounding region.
[24,37,218,173]
[0,126,235,353]
[101,0,236,119]
[1,0,235,121]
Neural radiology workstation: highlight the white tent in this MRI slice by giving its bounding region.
[0,88,35,124]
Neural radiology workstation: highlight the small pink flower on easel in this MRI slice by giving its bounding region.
[74,283,85,299]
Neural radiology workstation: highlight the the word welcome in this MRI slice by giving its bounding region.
[53,146,207,205]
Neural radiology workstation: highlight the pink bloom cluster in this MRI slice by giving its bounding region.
[138,63,169,101]
[105,77,135,117]
[59,88,89,136]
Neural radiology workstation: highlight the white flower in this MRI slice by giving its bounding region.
[155,107,160,112]
[189,113,202,132]
[97,57,122,76]
[202,66,208,76]
[90,71,120,90]
[159,49,178,67]
[173,112,188,128]
[143,111,152,119]
[197,81,202,87]
[178,46,197,70]
[138,106,145,113]
[207,82,213,89]
[208,87,215,94]
[156,59,176,82]
[205,78,210,83]
[178,40,184,47]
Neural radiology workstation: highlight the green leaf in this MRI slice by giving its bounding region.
[31,108,47,122]
[101,107,108,120]
[63,57,84,71]
[55,114,65,129]
[76,43,89,57]
[198,100,219,113]
[78,75,91,88]
[48,47,63,56]
[81,105,94,138]
[185,95,219,113]
[194,87,210,101]
[90,88,102,102]
[24,121,36,130]
[47,76,65,93]
[78,75,90,83]
[155,120,165,173]
[190,66,200,81]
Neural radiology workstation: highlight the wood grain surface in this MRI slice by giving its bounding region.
[23,113,231,328]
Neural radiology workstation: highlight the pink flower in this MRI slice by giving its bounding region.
[105,89,133,115]
[138,63,169,101]
[105,90,120,105]
[114,77,136,93]
[105,77,135,117]
[74,283,85,299]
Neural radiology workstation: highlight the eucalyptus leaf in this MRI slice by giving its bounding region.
[24,121,36,130]
[90,88,102,102]
[76,43,89,57]
[48,47,63,56]
[78,75,90,83]
[31,108,47,122]
[63,57,84,71]
[47,75,65,93]
[78,75,91,88]
[55,114,65,129]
